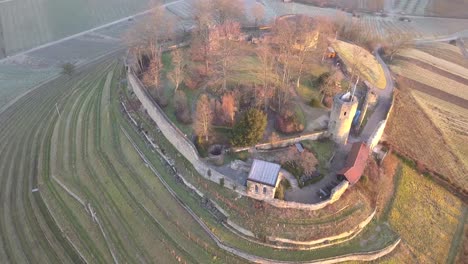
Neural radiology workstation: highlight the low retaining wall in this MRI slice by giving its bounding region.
[232,131,327,152]
[267,209,375,247]
[265,181,349,210]
[367,89,395,150]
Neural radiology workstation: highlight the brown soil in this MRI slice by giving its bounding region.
[426,0,468,19]
[384,88,468,192]
[395,75,468,109]
[417,44,468,68]
[395,56,468,85]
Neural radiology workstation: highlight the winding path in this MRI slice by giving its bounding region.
[359,46,395,142]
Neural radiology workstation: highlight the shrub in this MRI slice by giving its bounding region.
[195,136,209,157]
[234,150,249,161]
[282,161,304,179]
[231,109,267,147]
[309,98,322,108]
[275,106,305,134]
[61,62,75,76]
[174,90,192,124]
[361,175,369,185]
[275,179,291,200]
[316,72,331,86]
[219,178,224,187]
[185,67,204,90]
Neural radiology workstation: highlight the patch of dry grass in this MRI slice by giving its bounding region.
[391,62,468,101]
[385,90,468,191]
[417,43,468,67]
[331,40,386,89]
[381,164,463,263]
[397,48,468,79]
[412,90,468,173]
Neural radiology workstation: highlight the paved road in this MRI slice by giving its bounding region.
[359,46,395,143]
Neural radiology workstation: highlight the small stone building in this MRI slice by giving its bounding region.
[246,160,281,199]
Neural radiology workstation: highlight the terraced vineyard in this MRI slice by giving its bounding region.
[0,58,238,263]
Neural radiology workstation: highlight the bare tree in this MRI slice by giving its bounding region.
[174,90,192,124]
[291,16,320,89]
[211,0,245,25]
[191,0,213,75]
[220,93,236,126]
[168,49,186,91]
[142,47,163,96]
[319,69,342,102]
[384,34,414,61]
[271,19,299,113]
[123,3,174,71]
[273,19,296,86]
[252,2,265,27]
[281,146,318,176]
[194,94,213,142]
[209,21,242,91]
[256,42,275,111]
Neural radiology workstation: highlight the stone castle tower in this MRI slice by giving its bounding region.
[328,92,358,145]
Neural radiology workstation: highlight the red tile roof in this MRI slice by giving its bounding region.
[338,142,370,185]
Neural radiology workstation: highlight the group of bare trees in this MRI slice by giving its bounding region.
[124,3,178,102]
[124,0,351,147]
[264,16,335,114]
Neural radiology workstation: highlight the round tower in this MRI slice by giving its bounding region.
[328,92,359,145]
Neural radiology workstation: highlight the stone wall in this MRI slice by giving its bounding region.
[232,131,327,153]
[329,181,349,202]
[264,181,348,210]
[367,93,395,150]
[267,209,375,247]
[127,71,245,193]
